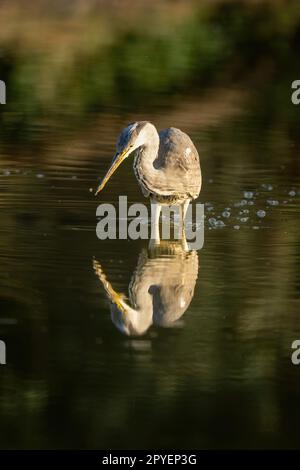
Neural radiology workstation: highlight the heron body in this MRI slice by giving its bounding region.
[95,122,201,230]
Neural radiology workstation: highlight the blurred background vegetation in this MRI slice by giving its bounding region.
[0,0,300,148]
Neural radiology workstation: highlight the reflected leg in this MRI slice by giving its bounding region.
[181,200,190,241]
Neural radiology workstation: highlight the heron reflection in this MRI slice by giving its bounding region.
[93,241,199,336]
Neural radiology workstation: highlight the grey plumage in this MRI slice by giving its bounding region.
[95,121,202,206]
[134,125,201,204]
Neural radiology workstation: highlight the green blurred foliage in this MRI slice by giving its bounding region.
[0,0,300,145]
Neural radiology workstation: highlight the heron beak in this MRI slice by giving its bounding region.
[95,148,129,195]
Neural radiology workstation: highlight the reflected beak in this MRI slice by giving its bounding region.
[95,148,129,195]
[93,258,128,315]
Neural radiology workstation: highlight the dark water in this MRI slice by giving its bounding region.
[0,1,300,449]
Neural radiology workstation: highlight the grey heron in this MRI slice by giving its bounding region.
[93,240,199,336]
[95,121,202,234]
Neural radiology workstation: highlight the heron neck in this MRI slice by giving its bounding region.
[142,127,160,163]
[134,128,162,193]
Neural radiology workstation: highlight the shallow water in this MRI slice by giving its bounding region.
[1,96,299,449]
[1,2,300,450]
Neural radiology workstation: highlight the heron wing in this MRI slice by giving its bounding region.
[156,127,201,199]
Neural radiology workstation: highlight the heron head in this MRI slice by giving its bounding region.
[95,121,149,195]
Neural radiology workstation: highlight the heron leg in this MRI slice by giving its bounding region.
[182,199,190,221]
[150,200,161,247]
